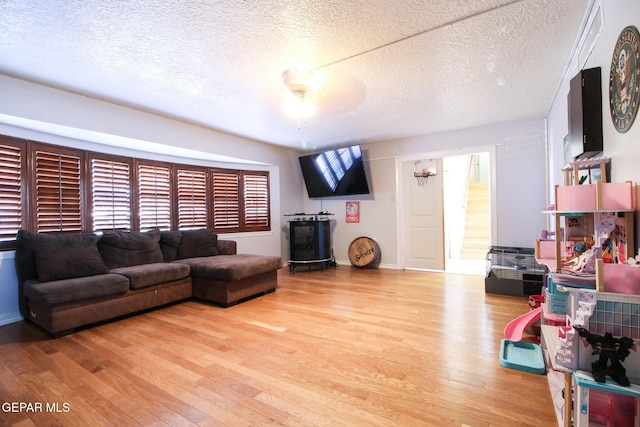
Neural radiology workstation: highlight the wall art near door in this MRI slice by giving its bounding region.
[346,201,359,223]
[609,25,640,133]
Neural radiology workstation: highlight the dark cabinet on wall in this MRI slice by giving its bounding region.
[566,66,603,161]
[288,219,333,272]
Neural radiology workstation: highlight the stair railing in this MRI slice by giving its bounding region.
[462,154,478,208]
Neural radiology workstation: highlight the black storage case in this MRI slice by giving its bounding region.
[485,246,547,297]
[288,219,333,272]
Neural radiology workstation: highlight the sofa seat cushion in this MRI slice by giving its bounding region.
[178,254,282,282]
[110,262,191,290]
[24,274,129,306]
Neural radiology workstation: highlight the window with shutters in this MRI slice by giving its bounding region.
[91,156,132,231]
[137,162,171,231]
[212,170,240,232]
[0,136,272,249]
[177,167,208,230]
[212,170,270,233]
[33,146,82,233]
[243,172,270,231]
[0,139,24,246]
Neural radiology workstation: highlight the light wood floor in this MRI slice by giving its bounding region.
[0,267,558,426]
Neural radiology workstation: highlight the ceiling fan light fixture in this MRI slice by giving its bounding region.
[284,94,317,119]
[282,67,319,128]
[282,67,318,96]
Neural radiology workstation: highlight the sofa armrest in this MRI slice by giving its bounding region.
[217,240,237,255]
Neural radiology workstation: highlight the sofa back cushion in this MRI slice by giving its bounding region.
[16,230,109,282]
[160,230,182,262]
[98,229,163,269]
[177,229,219,259]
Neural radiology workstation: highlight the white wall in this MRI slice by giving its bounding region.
[444,155,470,259]
[546,0,640,245]
[0,251,21,326]
[304,119,548,268]
[301,154,398,268]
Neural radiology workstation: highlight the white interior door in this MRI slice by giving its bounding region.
[402,159,444,270]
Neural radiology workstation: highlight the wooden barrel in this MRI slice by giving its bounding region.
[348,237,381,268]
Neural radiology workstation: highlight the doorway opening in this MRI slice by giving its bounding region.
[443,153,490,275]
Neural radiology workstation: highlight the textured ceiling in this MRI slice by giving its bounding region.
[0,0,591,152]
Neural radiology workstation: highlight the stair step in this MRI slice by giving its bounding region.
[461,181,490,260]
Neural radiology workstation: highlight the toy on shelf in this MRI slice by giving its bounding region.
[561,241,598,274]
[562,156,610,186]
[574,326,635,387]
[540,229,556,240]
[626,249,640,266]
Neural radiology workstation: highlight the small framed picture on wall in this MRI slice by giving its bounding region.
[346,201,359,223]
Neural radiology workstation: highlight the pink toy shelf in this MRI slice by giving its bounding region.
[600,181,634,210]
[600,261,640,294]
[534,239,563,272]
[555,181,633,212]
[556,184,597,211]
[539,181,635,273]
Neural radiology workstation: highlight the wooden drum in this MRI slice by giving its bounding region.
[348,237,381,268]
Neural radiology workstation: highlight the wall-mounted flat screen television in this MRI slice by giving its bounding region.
[299,145,370,198]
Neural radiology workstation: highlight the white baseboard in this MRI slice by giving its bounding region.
[0,312,23,327]
[335,260,402,270]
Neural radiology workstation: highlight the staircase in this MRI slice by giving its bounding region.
[460,181,490,260]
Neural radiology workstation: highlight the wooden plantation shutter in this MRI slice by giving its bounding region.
[0,135,273,249]
[177,168,208,229]
[91,157,131,231]
[0,142,24,243]
[243,172,270,231]
[212,170,240,232]
[34,148,82,233]
[137,162,171,231]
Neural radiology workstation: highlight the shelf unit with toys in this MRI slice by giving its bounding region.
[535,179,635,284]
[541,288,640,427]
[534,158,640,426]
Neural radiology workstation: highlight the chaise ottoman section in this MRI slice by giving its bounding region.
[182,254,282,281]
[179,254,282,306]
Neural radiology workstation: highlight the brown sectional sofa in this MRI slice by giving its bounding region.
[15,228,282,336]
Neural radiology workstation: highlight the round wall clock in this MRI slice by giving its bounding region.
[609,25,640,133]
